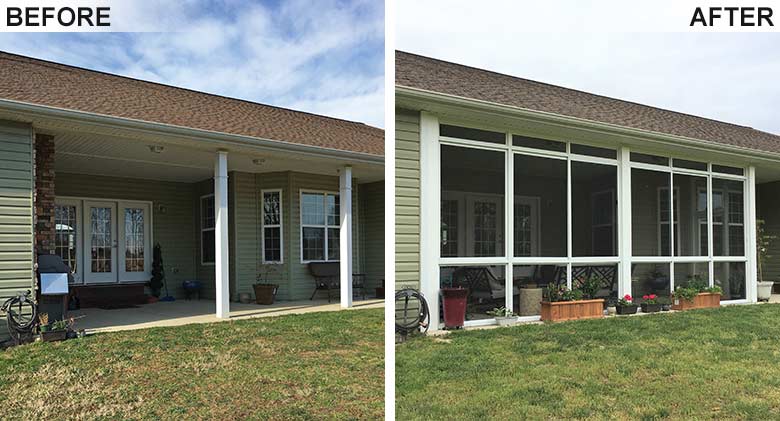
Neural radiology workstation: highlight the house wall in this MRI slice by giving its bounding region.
[200,170,372,302]
[56,173,197,298]
[359,180,385,293]
[0,121,34,339]
[396,109,421,290]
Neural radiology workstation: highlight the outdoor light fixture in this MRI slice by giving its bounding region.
[148,145,165,154]
[252,158,266,166]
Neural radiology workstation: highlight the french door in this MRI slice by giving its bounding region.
[466,195,504,257]
[55,198,151,284]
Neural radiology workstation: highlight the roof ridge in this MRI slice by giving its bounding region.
[396,50,779,137]
[0,50,382,132]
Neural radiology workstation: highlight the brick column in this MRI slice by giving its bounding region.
[34,134,55,255]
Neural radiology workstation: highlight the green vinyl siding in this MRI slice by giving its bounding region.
[396,109,421,290]
[0,122,33,340]
[56,173,197,298]
[359,181,384,292]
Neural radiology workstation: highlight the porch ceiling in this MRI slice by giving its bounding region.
[51,127,384,183]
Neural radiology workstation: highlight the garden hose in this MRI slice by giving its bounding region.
[395,288,430,336]
[1,292,37,344]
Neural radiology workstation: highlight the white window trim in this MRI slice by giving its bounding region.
[261,189,284,264]
[300,189,340,263]
[200,193,215,266]
[422,117,755,330]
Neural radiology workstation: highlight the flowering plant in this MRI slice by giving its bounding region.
[642,294,658,304]
[617,294,633,307]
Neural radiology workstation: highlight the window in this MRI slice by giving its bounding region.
[631,169,671,256]
[201,195,215,265]
[572,161,617,257]
[301,192,339,262]
[658,187,679,256]
[514,153,564,257]
[713,178,745,257]
[262,190,283,263]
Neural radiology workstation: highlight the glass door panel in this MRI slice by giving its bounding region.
[54,200,81,283]
[466,196,503,257]
[85,201,117,283]
[119,202,151,281]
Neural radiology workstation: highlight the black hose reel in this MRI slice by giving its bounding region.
[394,288,430,339]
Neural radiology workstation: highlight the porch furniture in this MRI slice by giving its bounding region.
[450,267,519,316]
[307,262,367,303]
[517,287,543,316]
[182,280,203,300]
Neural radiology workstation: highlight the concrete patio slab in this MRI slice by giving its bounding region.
[68,298,383,334]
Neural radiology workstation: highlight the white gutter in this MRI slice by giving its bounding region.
[397,85,780,163]
[0,98,384,165]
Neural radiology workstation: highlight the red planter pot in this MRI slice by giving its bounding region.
[441,288,468,329]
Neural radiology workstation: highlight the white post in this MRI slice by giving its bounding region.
[618,146,632,298]
[746,166,758,302]
[419,111,440,330]
[340,166,354,308]
[214,151,230,319]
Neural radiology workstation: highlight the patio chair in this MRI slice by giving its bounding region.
[308,262,367,303]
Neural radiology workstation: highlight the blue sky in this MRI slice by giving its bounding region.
[397,0,780,135]
[0,0,385,127]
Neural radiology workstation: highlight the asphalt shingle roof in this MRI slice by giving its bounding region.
[396,51,780,154]
[0,51,384,156]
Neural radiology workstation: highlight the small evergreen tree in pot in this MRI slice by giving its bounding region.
[148,243,165,298]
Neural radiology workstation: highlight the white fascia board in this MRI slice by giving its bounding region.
[0,98,384,165]
[397,86,780,164]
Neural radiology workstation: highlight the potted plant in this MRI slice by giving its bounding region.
[441,287,468,329]
[671,284,722,310]
[40,318,68,342]
[641,294,661,313]
[253,265,280,305]
[486,306,516,326]
[540,283,604,322]
[757,219,776,301]
[616,294,638,315]
[38,313,50,332]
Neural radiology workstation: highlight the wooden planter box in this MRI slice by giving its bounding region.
[671,292,721,311]
[541,299,604,322]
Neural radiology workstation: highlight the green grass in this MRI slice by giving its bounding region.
[0,309,383,420]
[397,304,780,420]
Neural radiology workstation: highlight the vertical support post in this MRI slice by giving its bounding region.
[504,133,513,314]
[214,151,230,319]
[419,111,440,330]
[746,166,758,302]
[618,146,632,298]
[340,165,354,308]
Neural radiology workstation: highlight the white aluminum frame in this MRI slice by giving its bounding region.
[421,116,756,330]
[299,189,340,263]
[260,189,284,264]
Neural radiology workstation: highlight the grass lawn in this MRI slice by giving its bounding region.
[0,308,383,420]
[397,304,780,420]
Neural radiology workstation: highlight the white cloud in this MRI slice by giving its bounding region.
[397,0,780,134]
[0,0,385,127]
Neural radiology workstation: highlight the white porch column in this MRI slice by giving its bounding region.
[419,111,440,330]
[214,151,230,319]
[618,146,632,298]
[746,165,758,302]
[340,166,354,308]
